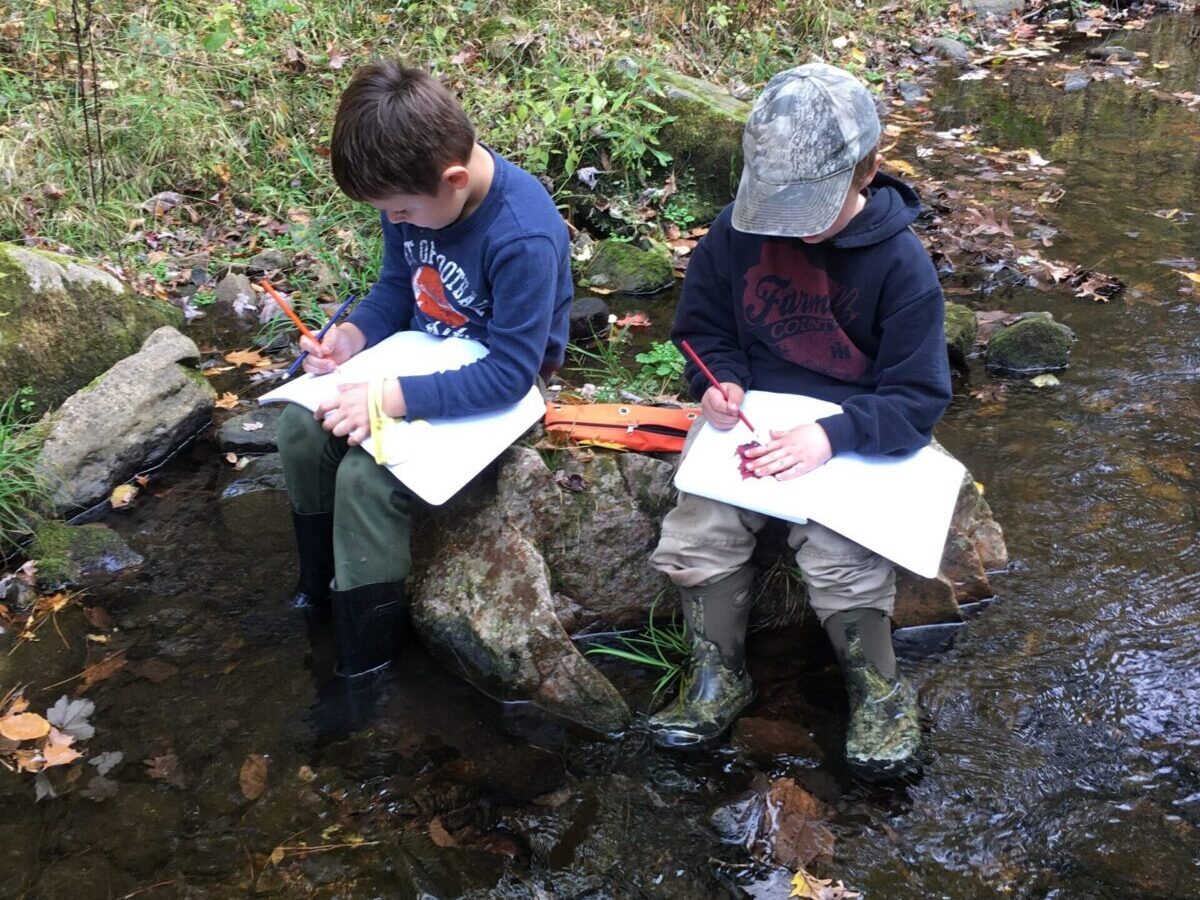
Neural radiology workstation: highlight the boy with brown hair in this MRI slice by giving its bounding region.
[647,63,951,780]
[275,60,572,742]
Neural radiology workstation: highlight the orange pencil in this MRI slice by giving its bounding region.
[260,279,318,344]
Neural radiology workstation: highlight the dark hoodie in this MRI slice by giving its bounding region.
[674,171,951,457]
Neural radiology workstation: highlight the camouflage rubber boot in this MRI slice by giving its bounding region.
[824,608,921,781]
[649,566,756,751]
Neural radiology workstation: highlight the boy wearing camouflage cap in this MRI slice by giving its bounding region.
[648,63,951,780]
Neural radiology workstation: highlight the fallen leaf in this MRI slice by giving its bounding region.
[132,658,178,683]
[46,695,96,739]
[224,349,271,368]
[215,392,241,410]
[42,728,82,768]
[268,845,286,866]
[766,778,834,870]
[1023,148,1050,167]
[790,866,862,899]
[89,751,123,775]
[203,365,235,377]
[886,159,917,177]
[240,753,269,800]
[78,652,127,692]
[145,752,185,788]
[0,712,51,741]
[34,772,56,801]
[1030,373,1060,388]
[241,421,265,432]
[80,775,120,802]
[615,312,652,328]
[297,765,317,782]
[110,484,139,508]
[428,815,458,848]
[1181,272,1200,285]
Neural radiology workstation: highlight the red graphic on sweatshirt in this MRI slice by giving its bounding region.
[413,266,468,328]
[741,243,868,382]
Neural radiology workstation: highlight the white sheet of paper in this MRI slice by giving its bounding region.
[673,390,965,577]
[258,331,543,505]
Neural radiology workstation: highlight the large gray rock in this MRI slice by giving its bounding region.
[0,244,182,415]
[607,56,751,219]
[35,327,214,513]
[412,513,631,734]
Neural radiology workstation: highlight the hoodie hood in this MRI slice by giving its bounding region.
[828,170,921,250]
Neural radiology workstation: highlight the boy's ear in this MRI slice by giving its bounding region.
[863,153,883,186]
[443,164,470,191]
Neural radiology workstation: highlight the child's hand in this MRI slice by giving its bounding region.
[315,382,372,446]
[301,323,364,375]
[744,423,832,480]
[701,382,746,430]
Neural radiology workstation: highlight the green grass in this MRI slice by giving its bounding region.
[585,595,692,696]
[0,397,51,554]
[0,0,950,272]
[567,335,687,401]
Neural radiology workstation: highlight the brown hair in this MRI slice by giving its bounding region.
[330,60,475,200]
[852,143,880,188]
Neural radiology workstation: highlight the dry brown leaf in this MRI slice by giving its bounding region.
[428,815,458,848]
[224,349,271,368]
[42,728,82,768]
[215,392,240,410]
[145,752,185,788]
[79,652,127,692]
[132,658,179,683]
[83,606,113,631]
[0,712,51,741]
[240,753,269,800]
[886,159,917,177]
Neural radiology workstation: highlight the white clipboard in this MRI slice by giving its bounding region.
[673,390,964,577]
[259,331,543,505]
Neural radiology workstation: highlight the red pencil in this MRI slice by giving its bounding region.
[260,279,318,344]
[679,340,761,438]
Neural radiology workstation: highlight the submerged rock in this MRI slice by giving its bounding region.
[217,405,283,454]
[985,310,1075,374]
[0,244,181,415]
[567,295,611,343]
[29,521,144,591]
[926,38,971,65]
[34,327,214,514]
[944,301,979,367]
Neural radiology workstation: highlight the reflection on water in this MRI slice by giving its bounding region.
[4,13,1200,899]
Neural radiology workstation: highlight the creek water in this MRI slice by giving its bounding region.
[3,12,1200,899]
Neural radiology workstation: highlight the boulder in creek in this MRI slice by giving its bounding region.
[34,327,215,514]
[578,239,674,296]
[985,310,1075,374]
[0,244,182,415]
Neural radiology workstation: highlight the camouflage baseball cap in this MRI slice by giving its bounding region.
[732,63,881,237]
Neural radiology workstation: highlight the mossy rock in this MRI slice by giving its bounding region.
[944,302,978,367]
[579,239,674,295]
[30,520,144,591]
[985,311,1074,374]
[0,244,182,415]
[605,55,750,219]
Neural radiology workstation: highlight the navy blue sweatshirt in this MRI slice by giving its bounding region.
[345,149,572,420]
[674,171,951,457]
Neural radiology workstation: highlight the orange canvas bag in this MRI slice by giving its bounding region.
[543,402,700,452]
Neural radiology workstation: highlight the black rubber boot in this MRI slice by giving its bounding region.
[289,511,335,626]
[648,566,756,750]
[305,581,407,746]
[824,608,921,781]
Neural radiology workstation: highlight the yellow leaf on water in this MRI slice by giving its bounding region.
[0,712,51,741]
[110,484,139,509]
[1181,272,1200,284]
[790,868,833,898]
[224,349,271,368]
[886,159,917,177]
[1153,62,1171,69]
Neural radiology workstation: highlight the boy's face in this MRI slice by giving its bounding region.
[366,175,467,230]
